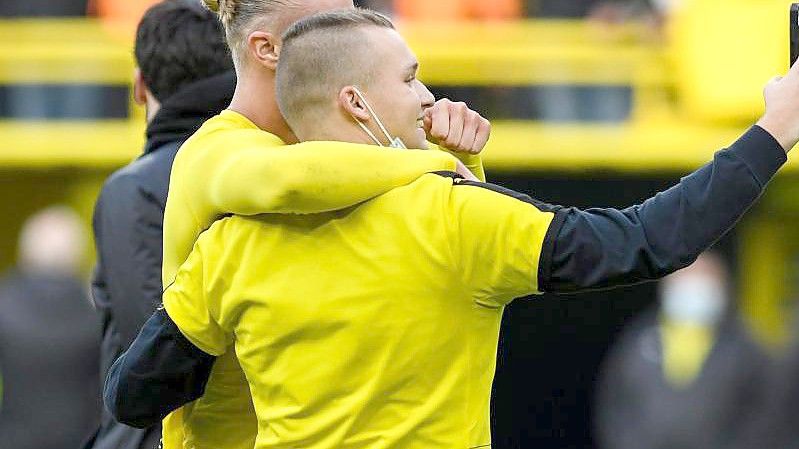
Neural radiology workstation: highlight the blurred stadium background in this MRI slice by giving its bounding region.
[2,0,798,448]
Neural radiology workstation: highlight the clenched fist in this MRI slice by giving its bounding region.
[423,99,491,155]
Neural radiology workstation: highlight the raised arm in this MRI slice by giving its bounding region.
[201,99,490,216]
[539,63,799,292]
[540,125,786,293]
[453,65,799,301]
[204,140,461,215]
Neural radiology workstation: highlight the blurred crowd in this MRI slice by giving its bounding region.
[0,0,666,19]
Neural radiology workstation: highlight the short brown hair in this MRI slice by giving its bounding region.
[281,7,394,43]
[136,0,232,101]
[276,9,395,136]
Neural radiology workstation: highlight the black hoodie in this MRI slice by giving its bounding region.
[87,72,235,449]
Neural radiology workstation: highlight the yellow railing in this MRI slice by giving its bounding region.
[0,18,772,171]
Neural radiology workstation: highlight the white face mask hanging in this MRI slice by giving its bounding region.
[661,276,726,326]
[349,86,408,149]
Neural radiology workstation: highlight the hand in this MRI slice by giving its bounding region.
[757,61,799,152]
[423,99,491,155]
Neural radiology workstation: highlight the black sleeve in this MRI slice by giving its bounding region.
[539,125,787,293]
[104,308,215,429]
[92,173,165,349]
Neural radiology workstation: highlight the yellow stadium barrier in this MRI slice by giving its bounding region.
[0,20,132,84]
[0,18,777,171]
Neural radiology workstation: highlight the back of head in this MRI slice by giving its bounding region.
[18,206,87,277]
[135,0,233,102]
[275,8,395,137]
[202,0,291,66]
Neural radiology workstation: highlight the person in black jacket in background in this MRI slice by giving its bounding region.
[594,252,769,449]
[87,2,234,448]
[0,206,101,449]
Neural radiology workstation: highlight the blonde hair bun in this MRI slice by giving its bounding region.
[202,0,220,13]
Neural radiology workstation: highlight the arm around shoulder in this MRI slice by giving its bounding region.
[104,308,216,429]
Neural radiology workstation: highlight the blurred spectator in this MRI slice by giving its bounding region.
[530,0,657,18]
[88,0,159,18]
[356,0,393,14]
[87,1,234,448]
[0,0,88,17]
[526,0,665,123]
[594,252,768,449]
[87,0,160,32]
[392,0,522,20]
[0,206,101,449]
[729,298,799,449]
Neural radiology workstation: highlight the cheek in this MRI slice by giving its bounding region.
[402,88,422,116]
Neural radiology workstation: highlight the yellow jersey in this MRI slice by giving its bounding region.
[161,109,483,449]
[164,172,556,449]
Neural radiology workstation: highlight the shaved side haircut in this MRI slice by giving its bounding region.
[275,8,394,137]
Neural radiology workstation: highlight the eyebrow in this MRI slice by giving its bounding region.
[406,62,419,75]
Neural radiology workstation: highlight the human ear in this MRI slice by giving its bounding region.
[247,31,280,71]
[133,68,148,106]
[338,86,371,121]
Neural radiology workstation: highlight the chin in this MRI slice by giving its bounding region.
[411,129,429,150]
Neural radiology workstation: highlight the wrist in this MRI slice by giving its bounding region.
[756,115,796,153]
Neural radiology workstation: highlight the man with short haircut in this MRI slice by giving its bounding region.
[107,9,798,449]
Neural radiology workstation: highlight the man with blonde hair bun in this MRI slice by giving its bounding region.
[117,0,491,448]
[109,8,799,449]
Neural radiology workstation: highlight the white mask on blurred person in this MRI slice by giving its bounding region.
[349,86,408,150]
[661,276,726,326]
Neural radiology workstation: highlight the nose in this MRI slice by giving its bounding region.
[415,80,435,108]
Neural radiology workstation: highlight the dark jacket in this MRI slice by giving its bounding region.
[595,309,769,449]
[88,72,235,449]
[729,311,799,449]
[0,270,102,449]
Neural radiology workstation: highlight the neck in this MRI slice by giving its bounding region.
[145,95,161,124]
[228,67,298,144]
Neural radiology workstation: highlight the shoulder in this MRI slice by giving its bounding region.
[101,143,180,202]
[173,117,283,168]
[411,171,560,215]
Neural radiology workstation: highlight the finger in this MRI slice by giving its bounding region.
[429,101,450,142]
[764,76,783,96]
[457,112,479,153]
[422,109,433,135]
[444,102,467,148]
[789,57,799,78]
[471,118,491,154]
